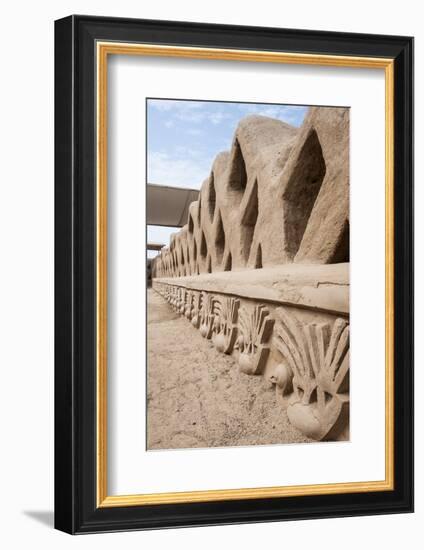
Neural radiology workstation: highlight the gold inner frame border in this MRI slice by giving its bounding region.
[96,41,394,508]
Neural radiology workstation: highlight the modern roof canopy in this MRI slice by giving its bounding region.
[147,242,166,251]
[147,183,200,228]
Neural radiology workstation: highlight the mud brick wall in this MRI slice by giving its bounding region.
[152,106,349,279]
[151,106,350,442]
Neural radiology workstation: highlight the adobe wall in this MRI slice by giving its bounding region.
[151,107,350,442]
[152,107,349,278]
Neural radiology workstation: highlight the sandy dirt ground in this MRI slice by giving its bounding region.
[147,289,312,450]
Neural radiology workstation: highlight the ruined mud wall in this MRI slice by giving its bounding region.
[152,107,349,279]
[151,107,350,442]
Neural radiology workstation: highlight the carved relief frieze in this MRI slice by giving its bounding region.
[191,291,202,329]
[236,304,274,375]
[212,296,240,354]
[272,306,349,440]
[152,281,349,442]
[199,292,216,339]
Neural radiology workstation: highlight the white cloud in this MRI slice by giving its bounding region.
[187,128,203,136]
[149,99,307,128]
[150,99,202,114]
[175,110,205,123]
[237,103,308,127]
[148,99,188,112]
[149,99,234,126]
[207,111,232,125]
[148,151,210,189]
[174,145,204,158]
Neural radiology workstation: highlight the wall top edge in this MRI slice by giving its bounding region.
[153,263,349,316]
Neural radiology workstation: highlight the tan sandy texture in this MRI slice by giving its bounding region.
[147,289,312,450]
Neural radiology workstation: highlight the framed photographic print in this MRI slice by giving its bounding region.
[54,15,414,534]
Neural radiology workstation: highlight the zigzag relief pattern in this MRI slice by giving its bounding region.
[152,107,349,279]
[150,107,350,443]
[153,282,349,441]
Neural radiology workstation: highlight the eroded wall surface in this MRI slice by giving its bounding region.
[151,107,350,442]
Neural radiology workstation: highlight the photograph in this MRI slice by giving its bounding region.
[146,98,350,450]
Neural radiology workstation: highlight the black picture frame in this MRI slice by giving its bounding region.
[55,14,414,534]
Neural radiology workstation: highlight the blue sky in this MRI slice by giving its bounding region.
[147,99,308,257]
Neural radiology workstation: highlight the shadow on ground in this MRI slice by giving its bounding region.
[23,510,54,528]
